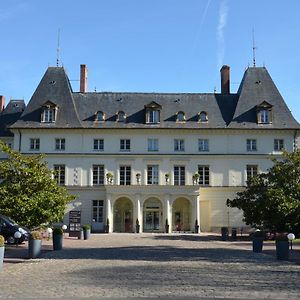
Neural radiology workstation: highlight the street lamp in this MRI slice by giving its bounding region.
[14,231,22,246]
[287,233,295,250]
[47,227,53,240]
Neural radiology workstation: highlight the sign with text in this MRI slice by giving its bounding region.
[69,210,81,238]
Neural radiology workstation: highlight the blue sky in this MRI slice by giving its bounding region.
[1,0,300,121]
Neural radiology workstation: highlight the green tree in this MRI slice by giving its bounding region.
[0,141,75,229]
[227,150,300,233]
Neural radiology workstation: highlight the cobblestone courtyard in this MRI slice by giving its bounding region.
[1,233,300,299]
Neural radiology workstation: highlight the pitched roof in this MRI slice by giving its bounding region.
[11,67,82,129]
[8,65,300,131]
[229,67,299,129]
[0,100,25,136]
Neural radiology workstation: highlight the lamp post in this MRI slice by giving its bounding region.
[14,231,22,246]
[62,224,67,238]
[47,227,53,240]
[287,233,295,250]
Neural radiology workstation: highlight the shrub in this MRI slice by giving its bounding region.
[0,235,4,247]
[30,231,42,240]
[82,224,91,230]
[53,227,63,235]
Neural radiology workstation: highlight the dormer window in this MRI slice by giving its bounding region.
[199,111,208,123]
[95,111,105,122]
[117,111,126,122]
[176,111,185,122]
[145,101,161,124]
[257,101,272,124]
[41,101,57,123]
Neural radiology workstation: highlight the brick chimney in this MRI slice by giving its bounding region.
[80,64,88,93]
[0,95,5,111]
[220,65,230,94]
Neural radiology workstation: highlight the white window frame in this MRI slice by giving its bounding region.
[55,138,65,151]
[147,110,160,124]
[92,165,105,185]
[274,139,284,151]
[198,139,209,152]
[92,200,104,223]
[147,165,159,185]
[42,108,56,123]
[93,139,104,151]
[246,165,258,181]
[260,110,270,123]
[174,139,185,152]
[120,139,131,151]
[246,139,257,152]
[198,165,210,186]
[174,166,185,185]
[54,164,65,185]
[148,138,159,152]
[30,138,40,150]
[120,165,131,185]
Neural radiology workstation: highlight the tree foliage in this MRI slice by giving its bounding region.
[227,150,300,233]
[0,141,75,229]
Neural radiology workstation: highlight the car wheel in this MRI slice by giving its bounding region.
[6,236,16,244]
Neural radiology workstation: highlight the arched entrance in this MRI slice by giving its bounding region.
[113,197,133,232]
[143,198,163,232]
[172,198,191,231]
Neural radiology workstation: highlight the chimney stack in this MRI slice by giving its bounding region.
[0,95,5,111]
[80,64,88,93]
[220,65,230,94]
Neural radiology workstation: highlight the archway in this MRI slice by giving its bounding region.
[143,197,163,232]
[113,197,133,232]
[172,198,191,231]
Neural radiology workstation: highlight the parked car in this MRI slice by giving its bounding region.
[0,214,30,244]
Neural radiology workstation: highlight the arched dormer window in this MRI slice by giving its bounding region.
[256,101,272,124]
[41,101,58,123]
[95,111,105,122]
[145,101,161,124]
[198,111,208,123]
[176,111,186,122]
[117,111,126,122]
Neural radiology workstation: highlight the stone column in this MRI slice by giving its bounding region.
[134,194,142,233]
[164,194,172,233]
[106,194,113,233]
[193,195,200,233]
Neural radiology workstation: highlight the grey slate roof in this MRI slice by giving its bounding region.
[11,67,82,129]
[9,66,300,130]
[0,100,25,136]
[229,67,299,129]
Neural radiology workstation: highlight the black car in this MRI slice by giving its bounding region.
[0,214,30,244]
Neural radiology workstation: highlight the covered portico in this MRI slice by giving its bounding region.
[105,186,200,233]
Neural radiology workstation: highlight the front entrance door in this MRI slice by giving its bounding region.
[144,211,160,231]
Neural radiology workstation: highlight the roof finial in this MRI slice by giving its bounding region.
[252,28,256,67]
[56,28,61,67]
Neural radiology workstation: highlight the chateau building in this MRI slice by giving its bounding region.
[1,64,299,233]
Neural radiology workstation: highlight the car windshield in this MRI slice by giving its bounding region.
[1,215,18,226]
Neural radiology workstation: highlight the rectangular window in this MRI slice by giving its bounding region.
[198,165,210,185]
[198,139,209,152]
[148,138,159,151]
[92,165,104,185]
[30,138,40,150]
[174,139,185,152]
[174,166,185,185]
[55,138,65,150]
[246,165,258,181]
[120,166,131,185]
[274,139,284,151]
[147,165,159,185]
[260,110,269,123]
[54,164,65,185]
[246,139,257,151]
[42,109,56,123]
[147,110,160,123]
[120,139,130,151]
[93,139,104,151]
[92,200,104,223]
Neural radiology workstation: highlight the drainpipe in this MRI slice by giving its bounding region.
[293,130,298,152]
[18,129,22,152]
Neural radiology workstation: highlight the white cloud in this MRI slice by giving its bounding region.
[217,0,228,68]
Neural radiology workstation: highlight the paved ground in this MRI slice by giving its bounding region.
[1,233,300,299]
